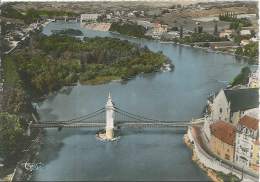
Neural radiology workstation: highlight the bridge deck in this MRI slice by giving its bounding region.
[31,120,197,129]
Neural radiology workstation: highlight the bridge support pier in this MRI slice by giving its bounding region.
[105,93,115,140]
[27,121,33,136]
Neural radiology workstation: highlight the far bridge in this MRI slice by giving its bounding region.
[28,93,204,139]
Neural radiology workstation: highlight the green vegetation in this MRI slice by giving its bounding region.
[219,13,252,30]
[52,29,83,36]
[1,5,24,19]
[176,32,226,44]
[231,66,251,87]
[6,34,169,97]
[235,42,258,59]
[2,5,78,24]
[216,171,240,182]
[110,22,151,39]
[0,112,29,161]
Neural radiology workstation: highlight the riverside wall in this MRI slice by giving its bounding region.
[187,127,257,182]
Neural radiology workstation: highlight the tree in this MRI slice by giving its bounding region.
[0,112,27,159]
[179,25,183,39]
[198,25,203,33]
[214,22,218,36]
[231,66,251,86]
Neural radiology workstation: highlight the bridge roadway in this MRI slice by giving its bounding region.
[30,120,201,129]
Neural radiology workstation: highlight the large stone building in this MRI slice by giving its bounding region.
[234,115,259,170]
[208,88,259,125]
[210,121,236,161]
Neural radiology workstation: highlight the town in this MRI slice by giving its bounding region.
[0,1,259,182]
[185,68,259,181]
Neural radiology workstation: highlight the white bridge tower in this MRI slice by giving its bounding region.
[105,92,115,139]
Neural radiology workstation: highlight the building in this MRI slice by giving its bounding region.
[240,39,250,46]
[249,140,260,173]
[250,140,259,172]
[210,121,236,161]
[208,88,259,125]
[235,115,259,169]
[136,20,154,30]
[152,23,168,36]
[248,69,259,88]
[80,14,100,23]
[219,29,233,39]
[240,30,251,36]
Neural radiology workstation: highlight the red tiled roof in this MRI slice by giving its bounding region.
[210,120,236,145]
[239,115,259,130]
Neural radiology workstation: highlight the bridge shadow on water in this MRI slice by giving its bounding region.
[37,127,187,166]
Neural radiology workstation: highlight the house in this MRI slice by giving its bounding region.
[210,121,236,161]
[251,140,259,172]
[136,20,154,30]
[234,115,259,170]
[152,23,168,36]
[240,39,250,46]
[240,30,251,36]
[248,70,259,88]
[219,29,233,39]
[208,88,259,125]
[80,14,100,23]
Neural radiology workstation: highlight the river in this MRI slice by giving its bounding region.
[31,21,248,181]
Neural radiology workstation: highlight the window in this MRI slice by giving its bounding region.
[225,154,230,160]
[220,108,222,113]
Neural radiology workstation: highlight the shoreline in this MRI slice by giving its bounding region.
[183,134,223,182]
[160,40,258,62]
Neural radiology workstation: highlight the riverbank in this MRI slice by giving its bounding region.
[183,134,223,182]
[184,125,258,182]
[159,40,258,63]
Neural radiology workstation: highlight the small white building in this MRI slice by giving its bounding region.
[80,14,100,23]
[136,20,154,29]
[240,39,250,46]
[248,70,259,88]
[240,30,251,36]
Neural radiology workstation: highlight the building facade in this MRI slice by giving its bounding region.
[248,70,259,88]
[210,121,236,162]
[250,140,259,172]
[235,115,259,169]
[208,88,259,125]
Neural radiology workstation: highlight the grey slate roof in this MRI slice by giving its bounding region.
[224,88,259,112]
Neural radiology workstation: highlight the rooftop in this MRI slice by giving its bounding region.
[224,88,259,112]
[238,115,259,131]
[210,120,236,145]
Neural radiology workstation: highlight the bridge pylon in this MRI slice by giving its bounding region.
[105,92,115,140]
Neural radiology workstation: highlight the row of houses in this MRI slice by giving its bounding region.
[203,87,259,173]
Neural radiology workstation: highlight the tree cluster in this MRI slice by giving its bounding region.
[109,22,148,38]
[235,42,258,59]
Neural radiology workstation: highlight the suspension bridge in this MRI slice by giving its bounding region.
[28,93,204,139]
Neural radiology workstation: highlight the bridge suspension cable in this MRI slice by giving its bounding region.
[74,109,105,123]
[42,107,105,123]
[65,107,105,123]
[114,107,159,122]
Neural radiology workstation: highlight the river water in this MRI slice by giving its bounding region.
[31,21,248,181]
